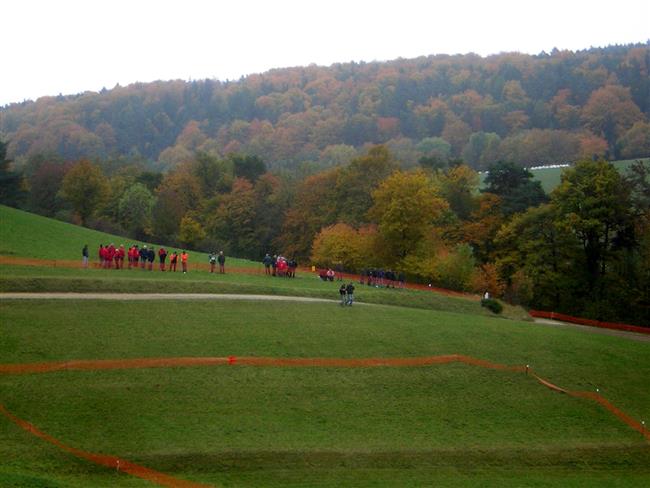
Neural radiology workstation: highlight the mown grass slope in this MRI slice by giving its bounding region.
[1,299,649,487]
[1,206,648,486]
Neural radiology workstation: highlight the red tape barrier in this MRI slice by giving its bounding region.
[0,404,210,488]
[529,310,649,335]
[1,355,647,442]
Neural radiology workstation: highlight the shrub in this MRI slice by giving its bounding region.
[481,298,503,314]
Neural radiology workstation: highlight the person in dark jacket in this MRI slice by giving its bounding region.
[345,283,355,306]
[339,284,347,306]
[217,251,226,274]
[82,244,89,268]
[147,247,155,271]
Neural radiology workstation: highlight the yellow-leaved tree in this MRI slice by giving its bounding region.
[368,170,448,264]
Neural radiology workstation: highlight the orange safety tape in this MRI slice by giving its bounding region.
[532,374,650,441]
[1,355,646,442]
[0,404,212,488]
[529,310,649,335]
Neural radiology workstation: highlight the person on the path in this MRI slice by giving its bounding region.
[158,247,167,271]
[209,252,217,273]
[181,251,188,273]
[82,244,89,268]
[170,251,178,272]
[218,251,226,274]
[339,284,347,306]
[345,282,355,306]
[147,247,155,271]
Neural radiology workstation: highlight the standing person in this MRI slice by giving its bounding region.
[82,244,89,268]
[131,244,140,269]
[263,253,273,275]
[339,283,347,306]
[217,251,226,274]
[117,245,125,269]
[98,244,104,268]
[271,255,277,276]
[169,251,178,272]
[147,247,155,271]
[158,247,167,271]
[139,246,147,269]
[345,282,355,306]
[288,257,297,278]
[181,250,188,273]
[106,243,116,269]
[209,252,217,273]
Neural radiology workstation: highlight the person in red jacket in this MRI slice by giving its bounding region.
[181,251,188,273]
[108,243,117,269]
[169,251,178,272]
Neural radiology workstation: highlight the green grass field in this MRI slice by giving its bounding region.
[479,158,649,193]
[1,300,649,486]
[1,205,649,486]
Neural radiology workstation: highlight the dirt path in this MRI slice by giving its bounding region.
[533,317,650,342]
[0,292,338,303]
[2,292,647,342]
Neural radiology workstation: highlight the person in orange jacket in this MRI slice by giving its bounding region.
[181,251,188,273]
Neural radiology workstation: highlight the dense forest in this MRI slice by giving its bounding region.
[0,44,649,326]
[1,44,649,173]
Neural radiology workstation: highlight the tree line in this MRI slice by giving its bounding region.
[1,140,648,326]
[1,44,649,175]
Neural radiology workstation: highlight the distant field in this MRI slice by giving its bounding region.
[1,299,648,486]
[480,158,649,193]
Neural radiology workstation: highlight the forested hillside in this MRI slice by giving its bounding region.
[2,44,649,172]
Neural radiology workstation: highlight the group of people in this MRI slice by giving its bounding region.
[208,251,226,273]
[87,244,189,273]
[339,282,356,306]
[262,254,297,277]
[359,268,405,288]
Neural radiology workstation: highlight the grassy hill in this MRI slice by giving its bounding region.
[1,206,648,486]
[0,205,530,319]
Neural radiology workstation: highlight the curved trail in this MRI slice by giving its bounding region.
[1,293,647,342]
[1,353,648,488]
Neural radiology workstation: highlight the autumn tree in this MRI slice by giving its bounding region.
[27,160,71,216]
[179,215,206,249]
[551,160,634,305]
[581,85,644,147]
[210,178,257,257]
[118,183,155,239]
[334,145,398,225]
[278,168,340,258]
[482,161,547,216]
[432,165,479,220]
[231,154,266,183]
[59,160,108,225]
[368,169,448,263]
[495,204,573,310]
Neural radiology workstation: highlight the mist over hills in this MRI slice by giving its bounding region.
[1,43,649,172]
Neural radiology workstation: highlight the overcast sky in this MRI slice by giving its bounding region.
[2,0,649,106]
